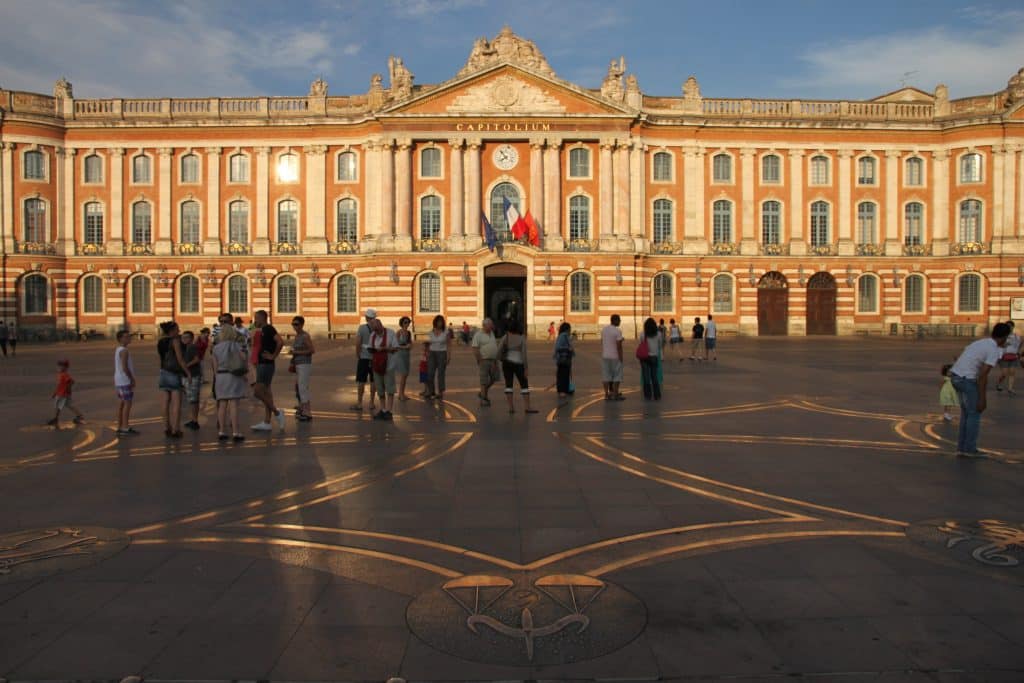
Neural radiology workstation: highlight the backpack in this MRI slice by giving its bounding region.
[162,340,183,374]
[222,342,248,376]
[635,336,650,361]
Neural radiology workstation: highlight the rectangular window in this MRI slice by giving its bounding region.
[419,275,440,313]
[958,275,981,312]
[761,202,780,244]
[570,273,591,312]
[857,277,878,313]
[712,154,732,182]
[179,277,200,314]
[131,277,151,314]
[84,155,103,184]
[85,204,104,244]
[904,276,924,313]
[180,154,200,183]
[857,157,876,185]
[653,152,672,181]
[229,154,250,183]
[420,148,442,178]
[25,151,46,180]
[569,148,589,178]
[762,155,780,183]
[83,277,103,314]
[712,276,732,313]
[905,157,923,186]
[229,203,248,243]
[810,156,829,185]
[904,203,923,246]
[132,155,151,184]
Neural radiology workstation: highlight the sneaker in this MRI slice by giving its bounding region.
[373,411,387,421]
[218,433,230,441]
[942,413,953,422]
[383,411,394,421]
[251,422,272,431]
[275,409,286,430]
[46,418,57,426]
[232,434,246,442]
[185,420,200,430]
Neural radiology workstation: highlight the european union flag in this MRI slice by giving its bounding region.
[481,211,497,252]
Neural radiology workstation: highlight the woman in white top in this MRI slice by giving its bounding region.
[426,314,451,401]
[499,318,538,414]
[995,320,1021,396]
[639,317,662,400]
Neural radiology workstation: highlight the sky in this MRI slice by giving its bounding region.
[0,0,1022,102]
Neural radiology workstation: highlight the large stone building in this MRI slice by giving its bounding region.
[2,27,1023,338]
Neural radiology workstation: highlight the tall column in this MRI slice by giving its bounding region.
[304,145,328,254]
[992,145,1006,249]
[363,139,380,247]
[599,139,615,244]
[683,146,707,253]
[630,140,645,244]
[837,150,853,255]
[254,146,270,255]
[465,138,482,250]
[394,140,413,250]
[448,139,465,247]
[204,147,221,253]
[884,150,901,254]
[156,148,173,255]
[1002,143,1017,243]
[543,140,563,250]
[1018,144,1024,238]
[789,150,805,254]
[614,141,630,241]
[379,140,395,246]
[0,143,12,253]
[932,150,950,255]
[109,148,124,252]
[739,147,756,255]
[57,147,76,255]
[529,138,544,241]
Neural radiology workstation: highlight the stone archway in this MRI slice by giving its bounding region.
[484,262,526,336]
[806,272,837,335]
[757,271,789,336]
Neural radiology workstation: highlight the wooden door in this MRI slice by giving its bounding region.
[758,289,789,335]
[806,272,837,335]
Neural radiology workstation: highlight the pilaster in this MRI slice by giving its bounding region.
[884,150,901,255]
[543,140,563,251]
[629,140,645,245]
[108,148,124,252]
[837,150,853,256]
[254,146,270,255]
[465,138,482,250]
[599,139,614,242]
[739,147,757,255]
[204,147,221,254]
[156,147,173,255]
[613,140,630,240]
[302,145,328,254]
[379,140,395,248]
[57,147,76,255]
[788,150,806,255]
[394,139,413,251]
[449,139,465,245]
[683,146,707,253]
[0,143,13,253]
[992,144,1007,246]
[932,150,950,255]
[529,138,544,243]
[363,139,381,251]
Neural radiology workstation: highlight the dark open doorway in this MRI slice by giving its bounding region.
[484,263,527,336]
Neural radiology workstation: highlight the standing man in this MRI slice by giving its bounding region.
[689,317,705,361]
[471,317,500,407]
[369,317,398,421]
[600,314,626,401]
[704,314,718,361]
[250,310,285,432]
[352,308,377,413]
[948,322,1011,458]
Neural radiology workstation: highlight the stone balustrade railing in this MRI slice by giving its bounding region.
[700,98,935,121]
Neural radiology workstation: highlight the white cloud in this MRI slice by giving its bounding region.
[386,0,486,20]
[783,10,1024,99]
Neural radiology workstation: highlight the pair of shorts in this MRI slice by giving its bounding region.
[478,359,500,386]
[185,376,202,404]
[998,357,1018,368]
[356,357,373,383]
[116,385,134,401]
[158,369,183,392]
[705,338,717,349]
[374,369,396,396]
[669,338,680,344]
[601,358,624,383]
[54,396,69,410]
[254,363,275,386]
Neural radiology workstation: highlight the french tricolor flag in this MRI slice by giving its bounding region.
[503,196,528,240]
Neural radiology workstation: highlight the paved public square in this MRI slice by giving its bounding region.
[0,334,1022,682]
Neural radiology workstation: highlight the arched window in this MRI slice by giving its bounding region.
[762,154,781,183]
[276,152,299,183]
[712,153,732,182]
[652,198,672,244]
[229,153,249,182]
[337,198,358,242]
[179,200,200,244]
[653,273,674,312]
[810,155,829,185]
[959,153,982,183]
[227,275,248,313]
[84,154,103,183]
[653,152,672,181]
[712,274,733,313]
[857,156,876,185]
[569,147,590,178]
[904,202,923,246]
[569,195,590,242]
[337,151,357,181]
[810,201,830,247]
[180,153,199,183]
[132,154,151,183]
[130,275,151,314]
[569,272,592,312]
[178,275,200,314]
[761,200,781,245]
[23,198,47,243]
[958,200,982,243]
[420,195,441,241]
[958,274,982,312]
[336,274,357,313]
[712,200,732,244]
[489,182,519,238]
[24,150,46,180]
[856,202,877,245]
[276,275,298,314]
[131,202,152,244]
[420,147,441,178]
[228,200,248,243]
[82,274,104,314]
[277,200,298,244]
[418,272,441,313]
[23,274,49,314]
[857,275,878,313]
[84,202,104,244]
[905,157,923,186]
[904,274,925,313]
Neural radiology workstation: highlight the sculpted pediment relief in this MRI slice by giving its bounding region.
[448,74,566,114]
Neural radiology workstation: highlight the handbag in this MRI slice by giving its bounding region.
[161,342,183,374]
[221,342,248,376]
[1002,353,1019,362]
[371,331,389,374]
[635,336,650,361]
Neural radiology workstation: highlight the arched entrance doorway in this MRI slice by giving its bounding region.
[484,262,526,336]
[757,271,789,335]
[806,272,837,335]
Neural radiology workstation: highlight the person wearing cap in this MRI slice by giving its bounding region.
[948,322,1012,458]
[352,308,378,412]
[48,359,84,428]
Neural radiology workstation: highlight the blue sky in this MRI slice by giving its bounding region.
[1,0,1022,101]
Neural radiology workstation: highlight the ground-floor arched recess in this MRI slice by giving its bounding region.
[806,272,838,336]
[757,271,789,336]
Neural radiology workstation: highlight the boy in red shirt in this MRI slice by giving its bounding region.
[48,359,84,428]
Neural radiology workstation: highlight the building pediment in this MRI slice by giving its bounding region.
[872,87,935,103]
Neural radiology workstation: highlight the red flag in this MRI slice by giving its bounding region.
[524,211,540,246]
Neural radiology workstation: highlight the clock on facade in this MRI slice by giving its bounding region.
[493,144,519,170]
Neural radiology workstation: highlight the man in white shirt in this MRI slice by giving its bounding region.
[949,322,1011,457]
[471,318,500,407]
[704,314,718,361]
[600,314,625,401]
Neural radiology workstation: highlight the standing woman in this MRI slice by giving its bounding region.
[500,319,538,413]
[290,316,315,421]
[553,321,574,400]
[395,316,413,401]
[426,315,451,401]
[212,325,247,441]
[639,317,663,400]
[995,320,1021,396]
[157,321,190,437]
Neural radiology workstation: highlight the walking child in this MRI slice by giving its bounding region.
[939,364,957,422]
[114,330,138,435]
[48,359,84,428]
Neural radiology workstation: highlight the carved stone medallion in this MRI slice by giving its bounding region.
[0,526,128,583]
